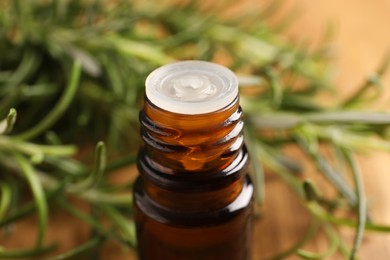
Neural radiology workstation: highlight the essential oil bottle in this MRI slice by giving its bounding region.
[134,61,254,260]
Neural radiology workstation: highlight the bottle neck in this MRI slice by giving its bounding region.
[137,97,248,212]
[137,147,249,212]
[140,97,244,172]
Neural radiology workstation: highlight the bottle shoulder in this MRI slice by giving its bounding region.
[133,175,254,227]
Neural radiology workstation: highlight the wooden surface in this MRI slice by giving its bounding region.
[2,1,390,259]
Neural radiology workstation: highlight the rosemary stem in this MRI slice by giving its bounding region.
[344,151,366,260]
[14,153,48,248]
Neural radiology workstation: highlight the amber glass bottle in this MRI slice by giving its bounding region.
[134,61,254,260]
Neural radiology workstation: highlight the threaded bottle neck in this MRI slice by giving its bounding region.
[140,97,244,172]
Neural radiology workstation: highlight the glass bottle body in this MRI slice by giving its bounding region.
[134,98,254,260]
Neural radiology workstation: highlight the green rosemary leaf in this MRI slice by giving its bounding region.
[280,94,324,112]
[308,124,390,152]
[45,156,88,177]
[0,137,76,160]
[248,111,390,130]
[296,224,340,259]
[343,151,367,260]
[249,113,302,129]
[0,182,11,221]
[305,111,390,125]
[21,83,60,99]
[237,75,264,87]
[62,43,102,77]
[217,25,279,63]
[0,244,56,258]
[107,35,174,65]
[263,67,283,108]
[101,56,126,97]
[331,143,348,180]
[0,108,17,135]
[45,131,63,145]
[13,153,48,248]
[264,219,319,260]
[91,141,106,188]
[67,141,106,191]
[303,180,344,211]
[307,202,389,232]
[303,180,320,202]
[274,154,303,174]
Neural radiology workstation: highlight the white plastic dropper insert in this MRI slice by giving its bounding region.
[145,61,238,115]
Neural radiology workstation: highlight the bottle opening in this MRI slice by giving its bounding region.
[145,61,238,114]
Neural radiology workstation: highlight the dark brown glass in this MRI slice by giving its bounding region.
[134,97,254,260]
